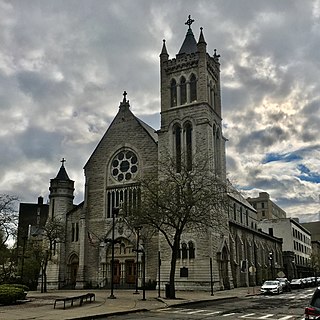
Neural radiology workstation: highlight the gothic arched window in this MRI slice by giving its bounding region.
[173,124,182,173]
[170,79,177,107]
[212,124,216,172]
[188,241,195,259]
[184,122,192,171]
[213,85,217,109]
[180,76,187,105]
[182,243,188,259]
[215,128,221,175]
[190,74,197,102]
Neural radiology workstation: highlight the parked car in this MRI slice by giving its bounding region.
[305,286,320,319]
[291,278,304,289]
[260,280,283,294]
[276,278,291,292]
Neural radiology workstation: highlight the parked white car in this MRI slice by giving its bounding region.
[260,280,283,294]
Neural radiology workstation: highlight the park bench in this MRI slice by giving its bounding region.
[53,292,95,309]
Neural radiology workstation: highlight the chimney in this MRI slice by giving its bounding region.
[38,196,43,205]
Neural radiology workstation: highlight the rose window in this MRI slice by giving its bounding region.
[111,150,138,182]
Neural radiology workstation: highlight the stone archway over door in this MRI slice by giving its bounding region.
[68,254,79,289]
[221,246,230,289]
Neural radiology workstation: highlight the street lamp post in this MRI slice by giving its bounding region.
[268,252,274,279]
[142,249,146,301]
[132,233,146,301]
[108,207,119,299]
[134,227,141,294]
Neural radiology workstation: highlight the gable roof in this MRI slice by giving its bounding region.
[84,96,158,169]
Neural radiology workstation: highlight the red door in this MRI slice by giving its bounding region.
[113,260,121,284]
[125,260,136,284]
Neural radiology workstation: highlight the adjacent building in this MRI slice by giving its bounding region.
[257,218,312,279]
[17,196,49,287]
[247,192,287,221]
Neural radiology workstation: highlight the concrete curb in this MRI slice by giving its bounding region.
[68,308,149,320]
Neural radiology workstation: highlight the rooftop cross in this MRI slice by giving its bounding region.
[61,158,66,166]
[185,15,194,29]
[123,90,127,102]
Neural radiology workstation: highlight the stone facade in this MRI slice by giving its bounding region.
[41,17,284,291]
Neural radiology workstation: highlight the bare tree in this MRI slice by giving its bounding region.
[131,153,230,298]
[30,216,65,292]
[0,194,19,247]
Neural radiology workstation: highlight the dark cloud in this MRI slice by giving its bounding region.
[0,0,319,219]
[237,126,288,152]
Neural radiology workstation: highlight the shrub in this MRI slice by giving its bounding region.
[2,284,29,291]
[0,285,25,305]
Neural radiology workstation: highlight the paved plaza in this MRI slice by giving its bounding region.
[0,287,261,320]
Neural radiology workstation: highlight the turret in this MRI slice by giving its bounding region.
[49,158,74,219]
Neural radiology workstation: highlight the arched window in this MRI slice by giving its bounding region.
[211,84,215,109]
[170,79,177,107]
[215,128,221,175]
[188,241,195,259]
[190,74,197,102]
[182,243,188,259]
[173,124,182,173]
[184,122,192,171]
[212,124,216,171]
[180,76,187,105]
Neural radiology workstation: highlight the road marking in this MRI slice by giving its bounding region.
[278,316,294,320]
[185,309,207,314]
[222,312,236,317]
[170,308,194,313]
[240,313,256,317]
[259,314,274,319]
[204,311,222,315]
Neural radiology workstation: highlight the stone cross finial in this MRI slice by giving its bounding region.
[185,15,194,29]
[61,158,66,166]
[123,91,127,102]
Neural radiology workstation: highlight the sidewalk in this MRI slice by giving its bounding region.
[0,286,261,320]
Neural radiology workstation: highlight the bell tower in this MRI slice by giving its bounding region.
[158,15,226,179]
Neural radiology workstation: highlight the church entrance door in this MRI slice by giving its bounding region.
[221,247,230,289]
[125,260,135,284]
[68,254,79,289]
[113,260,121,284]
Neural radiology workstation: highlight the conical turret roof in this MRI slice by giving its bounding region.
[178,15,197,55]
[55,158,70,180]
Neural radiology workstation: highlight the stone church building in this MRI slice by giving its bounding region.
[43,17,283,291]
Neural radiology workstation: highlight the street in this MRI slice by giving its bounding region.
[105,287,314,319]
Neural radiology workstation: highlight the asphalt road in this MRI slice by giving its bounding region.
[105,287,315,319]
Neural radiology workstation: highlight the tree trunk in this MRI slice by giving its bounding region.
[168,236,180,299]
[40,266,44,293]
[43,257,48,293]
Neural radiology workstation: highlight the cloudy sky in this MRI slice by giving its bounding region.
[0,0,319,221]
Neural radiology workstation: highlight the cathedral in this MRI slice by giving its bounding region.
[43,16,283,291]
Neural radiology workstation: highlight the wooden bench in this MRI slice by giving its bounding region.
[53,293,95,309]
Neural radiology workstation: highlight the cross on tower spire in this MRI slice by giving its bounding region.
[61,158,66,167]
[185,15,194,29]
[123,90,127,103]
